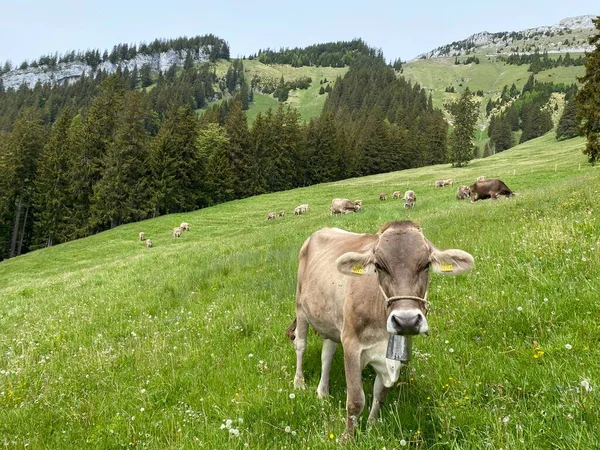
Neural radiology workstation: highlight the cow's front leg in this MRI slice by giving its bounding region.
[317,339,338,398]
[368,373,390,423]
[292,315,309,389]
[341,345,365,441]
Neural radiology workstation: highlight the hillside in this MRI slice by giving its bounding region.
[1,134,599,448]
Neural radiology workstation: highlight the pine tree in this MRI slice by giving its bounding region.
[91,91,151,228]
[0,108,46,258]
[197,123,234,204]
[71,75,126,235]
[576,16,600,165]
[32,109,74,248]
[556,99,581,140]
[445,88,478,167]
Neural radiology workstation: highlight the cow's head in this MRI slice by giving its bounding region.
[336,221,474,335]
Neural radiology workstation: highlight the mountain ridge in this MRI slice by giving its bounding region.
[415,15,597,60]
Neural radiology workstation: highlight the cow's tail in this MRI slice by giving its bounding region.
[286,318,297,341]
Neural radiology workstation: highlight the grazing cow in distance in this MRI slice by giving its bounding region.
[392,191,402,199]
[287,221,474,439]
[468,179,513,202]
[267,212,276,220]
[172,227,182,237]
[456,185,471,200]
[139,232,145,241]
[180,222,190,232]
[379,193,387,201]
[146,239,153,248]
[476,175,486,182]
[331,198,360,215]
[295,204,310,215]
[279,211,285,217]
[403,190,416,208]
[435,179,454,188]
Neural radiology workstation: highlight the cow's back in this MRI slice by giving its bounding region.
[297,228,376,342]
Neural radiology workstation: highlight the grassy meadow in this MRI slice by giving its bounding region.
[1,134,599,449]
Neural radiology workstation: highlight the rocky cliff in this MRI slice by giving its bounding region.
[0,48,209,90]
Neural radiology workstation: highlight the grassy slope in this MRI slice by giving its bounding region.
[207,59,347,124]
[1,135,599,448]
[402,55,585,111]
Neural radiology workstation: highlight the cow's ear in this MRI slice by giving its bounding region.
[336,251,376,276]
[430,248,474,275]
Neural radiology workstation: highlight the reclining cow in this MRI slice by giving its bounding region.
[331,198,361,215]
[468,179,513,202]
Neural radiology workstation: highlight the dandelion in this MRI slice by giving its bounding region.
[580,379,592,392]
[289,393,296,399]
[140,407,145,412]
[229,428,240,436]
[400,439,407,446]
[285,426,291,433]
[502,416,510,423]
[238,418,244,424]
[140,389,146,394]
[448,348,454,353]
[329,433,334,440]
[565,344,572,350]
[248,354,254,358]
[543,298,548,303]
[225,419,233,429]
[517,306,523,312]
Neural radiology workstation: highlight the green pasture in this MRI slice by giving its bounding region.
[1,134,598,449]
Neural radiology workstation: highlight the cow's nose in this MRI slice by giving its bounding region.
[388,310,428,335]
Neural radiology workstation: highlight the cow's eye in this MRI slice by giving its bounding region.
[374,262,383,272]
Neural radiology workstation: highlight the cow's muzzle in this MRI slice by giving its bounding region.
[387,309,429,335]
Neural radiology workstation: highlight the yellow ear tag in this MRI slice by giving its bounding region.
[440,262,454,272]
[351,265,365,275]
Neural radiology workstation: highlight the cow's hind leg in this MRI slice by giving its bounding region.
[292,314,309,389]
[368,374,390,423]
[317,339,338,398]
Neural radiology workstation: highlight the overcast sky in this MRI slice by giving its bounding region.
[0,0,598,66]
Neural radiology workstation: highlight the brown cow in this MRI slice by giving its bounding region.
[403,190,416,208]
[278,211,285,217]
[172,227,182,237]
[379,193,387,201]
[331,198,360,215]
[180,222,190,231]
[138,232,145,241]
[288,221,474,439]
[392,191,402,199]
[145,239,153,248]
[468,179,513,202]
[267,212,276,220]
[456,185,471,200]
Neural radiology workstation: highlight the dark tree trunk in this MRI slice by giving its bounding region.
[9,195,22,259]
[16,199,30,256]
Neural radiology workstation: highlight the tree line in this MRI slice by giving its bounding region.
[0,53,457,260]
[498,51,586,73]
[251,39,378,67]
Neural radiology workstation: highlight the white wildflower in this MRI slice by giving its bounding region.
[517,306,523,312]
[289,393,296,399]
[502,416,510,423]
[580,379,592,392]
[400,439,407,446]
[565,344,572,350]
[285,426,291,433]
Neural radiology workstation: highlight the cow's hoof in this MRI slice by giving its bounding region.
[294,377,306,389]
[316,387,329,399]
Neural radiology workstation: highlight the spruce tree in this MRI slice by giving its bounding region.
[0,108,46,258]
[445,88,478,167]
[576,16,600,165]
[32,109,74,248]
[91,91,151,228]
[556,99,581,140]
[198,123,235,204]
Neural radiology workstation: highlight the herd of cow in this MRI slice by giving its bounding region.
[286,175,514,440]
[137,221,190,247]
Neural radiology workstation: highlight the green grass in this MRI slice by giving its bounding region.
[1,134,599,448]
